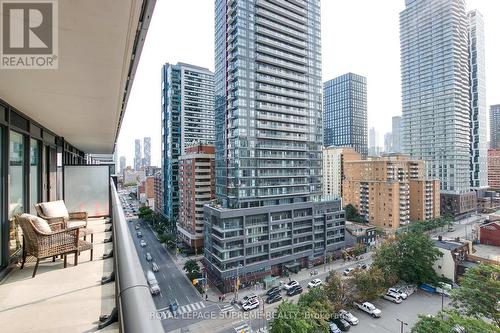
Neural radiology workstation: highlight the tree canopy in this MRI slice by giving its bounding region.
[270,301,313,333]
[412,310,500,333]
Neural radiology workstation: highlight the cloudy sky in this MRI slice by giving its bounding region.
[117,0,500,167]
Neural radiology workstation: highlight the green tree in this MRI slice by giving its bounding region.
[297,288,331,333]
[323,272,352,312]
[350,266,386,302]
[183,259,201,281]
[373,231,442,285]
[412,310,500,333]
[345,204,364,223]
[270,301,312,333]
[451,264,500,327]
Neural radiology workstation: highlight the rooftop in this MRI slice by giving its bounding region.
[433,239,466,251]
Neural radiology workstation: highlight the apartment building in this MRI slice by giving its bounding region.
[322,147,361,201]
[177,144,215,253]
[343,154,440,229]
[488,149,500,190]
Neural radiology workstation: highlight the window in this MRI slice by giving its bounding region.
[9,130,25,260]
[30,139,41,213]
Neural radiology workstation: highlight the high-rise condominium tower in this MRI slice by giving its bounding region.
[392,116,402,153]
[400,0,479,216]
[143,137,151,167]
[323,73,368,156]
[161,62,214,220]
[134,139,141,171]
[490,105,500,149]
[467,10,487,190]
[205,0,345,292]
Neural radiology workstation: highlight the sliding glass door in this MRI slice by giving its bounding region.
[9,131,25,259]
[30,139,41,213]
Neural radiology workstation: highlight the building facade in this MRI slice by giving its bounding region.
[134,138,142,171]
[491,105,500,149]
[467,10,488,190]
[119,156,126,174]
[383,132,393,153]
[177,144,215,253]
[143,137,151,167]
[323,73,368,156]
[161,62,214,221]
[392,116,402,153]
[368,127,381,156]
[205,0,345,292]
[488,149,500,190]
[322,147,361,201]
[153,171,163,215]
[343,154,440,229]
[400,0,480,216]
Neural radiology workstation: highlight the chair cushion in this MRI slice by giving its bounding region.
[39,200,69,219]
[21,213,52,234]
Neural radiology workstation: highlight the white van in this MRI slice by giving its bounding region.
[146,271,161,295]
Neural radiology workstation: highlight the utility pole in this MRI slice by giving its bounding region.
[396,319,408,333]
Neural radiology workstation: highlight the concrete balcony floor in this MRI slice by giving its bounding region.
[0,218,118,333]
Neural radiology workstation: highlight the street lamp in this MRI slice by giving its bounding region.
[396,319,408,333]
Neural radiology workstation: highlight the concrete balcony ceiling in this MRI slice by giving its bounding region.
[0,0,155,153]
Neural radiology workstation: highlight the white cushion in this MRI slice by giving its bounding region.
[40,200,69,219]
[21,213,52,234]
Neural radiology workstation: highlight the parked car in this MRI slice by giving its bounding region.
[242,299,259,311]
[136,231,142,238]
[266,293,282,304]
[135,224,140,230]
[329,322,341,333]
[383,292,403,304]
[338,310,359,325]
[266,286,280,296]
[388,287,407,299]
[331,318,350,331]
[307,278,322,288]
[287,285,303,296]
[241,293,258,305]
[354,302,381,318]
[146,252,152,261]
[283,280,299,290]
[140,240,147,247]
[146,271,160,295]
[343,267,355,276]
[357,263,368,270]
[152,262,159,272]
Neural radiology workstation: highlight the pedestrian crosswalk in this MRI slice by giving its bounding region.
[220,303,238,314]
[233,322,251,333]
[157,301,206,318]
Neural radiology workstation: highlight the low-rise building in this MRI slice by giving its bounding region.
[177,144,215,253]
[432,237,472,283]
[479,221,500,246]
[343,154,440,229]
[345,221,377,250]
[322,147,361,201]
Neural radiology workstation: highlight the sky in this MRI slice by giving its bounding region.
[117,0,500,168]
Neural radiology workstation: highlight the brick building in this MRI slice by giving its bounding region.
[479,221,500,246]
[177,144,215,252]
[488,149,500,190]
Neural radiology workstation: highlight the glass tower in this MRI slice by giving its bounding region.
[161,62,214,220]
[400,0,471,194]
[323,73,368,156]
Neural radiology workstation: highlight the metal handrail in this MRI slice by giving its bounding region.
[110,180,163,333]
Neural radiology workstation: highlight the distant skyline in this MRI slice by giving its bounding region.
[117,0,500,167]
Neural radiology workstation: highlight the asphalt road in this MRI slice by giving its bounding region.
[121,195,220,332]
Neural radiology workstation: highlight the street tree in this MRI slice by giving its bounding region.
[350,266,386,302]
[183,259,201,280]
[451,263,500,327]
[270,301,312,333]
[323,272,352,312]
[412,310,500,333]
[373,231,441,284]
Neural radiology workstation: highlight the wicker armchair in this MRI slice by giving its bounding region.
[16,214,92,278]
[35,202,93,243]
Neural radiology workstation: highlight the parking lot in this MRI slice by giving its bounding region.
[349,290,451,333]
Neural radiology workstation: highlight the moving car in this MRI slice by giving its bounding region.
[383,292,403,304]
[388,287,407,299]
[307,278,322,288]
[329,322,341,333]
[146,271,161,295]
[136,231,142,238]
[331,318,350,331]
[343,267,355,276]
[140,240,147,247]
[241,293,258,305]
[338,310,359,325]
[357,263,368,270]
[287,285,303,296]
[169,301,178,314]
[146,252,152,261]
[242,299,259,311]
[354,302,381,318]
[283,280,299,290]
[266,286,280,296]
[135,224,140,230]
[152,262,159,272]
[266,293,282,304]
